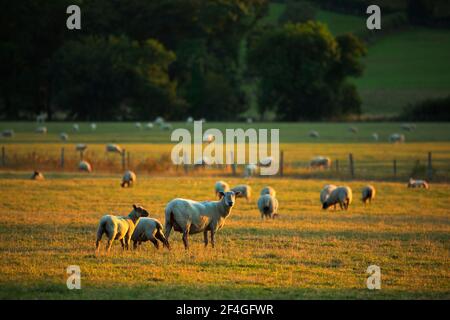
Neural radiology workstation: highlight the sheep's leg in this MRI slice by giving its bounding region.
[133,240,138,250]
[120,239,125,250]
[210,230,215,248]
[164,223,172,241]
[182,230,189,250]
[150,238,159,249]
[155,229,170,250]
[339,202,343,211]
[106,239,114,253]
[203,231,209,247]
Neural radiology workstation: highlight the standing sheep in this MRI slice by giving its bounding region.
[31,171,45,180]
[106,143,123,154]
[407,178,429,189]
[320,184,337,209]
[135,122,142,130]
[348,126,358,134]
[79,160,92,173]
[260,186,276,198]
[60,132,69,141]
[215,180,230,198]
[164,191,241,249]
[389,133,405,143]
[257,194,279,219]
[231,184,252,202]
[322,186,353,211]
[95,204,149,253]
[372,133,379,141]
[35,126,47,134]
[121,170,137,188]
[310,156,331,169]
[244,164,258,177]
[308,130,320,138]
[91,123,97,131]
[362,185,376,204]
[76,144,87,152]
[1,129,14,138]
[131,217,170,250]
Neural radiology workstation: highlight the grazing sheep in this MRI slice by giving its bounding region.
[35,126,47,134]
[215,181,230,198]
[135,122,142,129]
[95,204,149,253]
[161,123,172,130]
[362,185,376,204]
[244,164,258,177]
[257,194,279,219]
[247,117,253,124]
[322,186,353,211]
[407,178,429,189]
[79,160,92,173]
[231,184,252,202]
[260,186,276,197]
[320,184,337,209]
[164,190,240,249]
[1,129,14,138]
[401,123,416,132]
[76,143,87,152]
[349,126,358,134]
[199,118,206,123]
[186,117,194,124]
[60,132,69,141]
[203,134,215,143]
[90,123,97,131]
[145,122,154,130]
[36,113,47,123]
[121,170,136,188]
[106,143,123,154]
[154,117,165,126]
[73,124,79,132]
[308,130,320,138]
[31,171,45,180]
[310,156,331,169]
[372,133,379,141]
[389,133,405,143]
[259,157,273,168]
[131,217,170,250]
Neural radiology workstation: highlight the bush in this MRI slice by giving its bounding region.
[400,96,450,121]
[278,1,317,25]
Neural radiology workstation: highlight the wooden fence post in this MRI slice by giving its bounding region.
[279,151,284,176]
[60,148,65,169]
[393,159,397,178]
[183,154,188,174]
[335,159,339,173]
[127,151,131,170]
[122,149,126,171]
[231,152,236,176]
[427,152,433,181]
[79,150,84,161]
[349,153,354,179]
[1,146,5,166]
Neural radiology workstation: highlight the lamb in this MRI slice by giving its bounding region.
[260,186,276,198]
[76,143,87,152]
[31,171,45,180]
[35,126,47,134]
[1,129,14,138]
[310,156,331,169]
[407,178,429,189]
[79,160,92,173]
[131,217,170,250]
[308,130,320,138]
[95,204,149,253]
[362,185,376,204]
[164,190,240,249]
[389,133,405,143]
[320,184,337,209]
[322,186,352,211]
[60,132,69,141]
[244,164,258,177]
[106,143,122,154]
[231,184,252,202]
[121,170,136,187]
[215,181,230,198]
[257,194,279,219]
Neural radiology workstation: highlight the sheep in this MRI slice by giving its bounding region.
[203,134,215,143]
[164,190,240,249]
[260,186,276,198]
[320,184,337,209]
[76,143,87,152]
[199,118,206,123]
[90,123,97,131]
[362,185,376,204]
[348,126,358,134]
[407,178,429,189]
[35,126,47,134]
[401,123,416,132]
[36,113,47,123]
[322,186,353,211]
[215,181,230,198]
[310,156,331,169]
[308,130,320,138]
[135,122,142,129]
[259,156,273,168]
[154,117,165,126]
[246,117,253,124]
[60,132,69,141]
[389,133,405,143]
[106,143,123,154]
[257,194,279,219]
[31,171,45,180]
[72,123,79,132]
[244,164,258,177]
[186,117,194,124]
[161,123,172,131]
[131,217,170,250]
[194,156,211,167]
[95,204,149,253]
[79,160,92,173]
[145,122,154,130]
[372,133,379,141]
[1,129,14,138]
[121,170,136,188]
[231,184,252,202]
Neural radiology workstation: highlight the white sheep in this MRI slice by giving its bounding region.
[203,134,215,143]
[244,164,258,177]
[259,156,273,168]
[106,143,122,154]
[308,130,320,138]
[320,184,337,209]
[79,160,92,173]
[73,123,79,132]
[215,180,230,198]
[372,133,379,141]
[401,123,416,132]
[231,184,252,202]
[322,186,352,210]
[95,204,149,253]
[257,194,279,219]
[131,217,170,250]
[76,143,87,152]
[1,129,14,138]
[407,178,429,189]
[36,113,47,123]
[186,117,194,124]
[121,170,136,188]
[362,185,376,204]
[260,186,276,198]
[161,123,172,131]
[389,133,405,143]
[348,126,358,134]
[164,190,241,249]
[35,126,47,134]
[60,132,69,141]
[194,156,211,166]
[146,122,154,130]
[246,117,253,124]
[310,156,331,169]
[31,171,45,180]
[135,122,142,129]
[91,123,97,131]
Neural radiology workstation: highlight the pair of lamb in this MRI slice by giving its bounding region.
[320,185,375,210]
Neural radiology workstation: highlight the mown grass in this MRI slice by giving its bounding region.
[0,175,448,299]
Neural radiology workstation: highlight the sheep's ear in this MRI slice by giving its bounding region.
[234,191,241,196]
[132,204,137,210]
[219,191,225,198]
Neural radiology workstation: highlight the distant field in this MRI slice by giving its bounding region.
[0,175,449,299]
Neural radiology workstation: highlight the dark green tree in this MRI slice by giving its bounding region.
[278,1,317,25]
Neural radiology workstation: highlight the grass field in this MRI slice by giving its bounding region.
[0,175,448,299]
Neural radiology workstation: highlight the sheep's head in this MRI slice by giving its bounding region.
[132,204,149,217]
[322,201,330,210]
[219,191,240,207]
